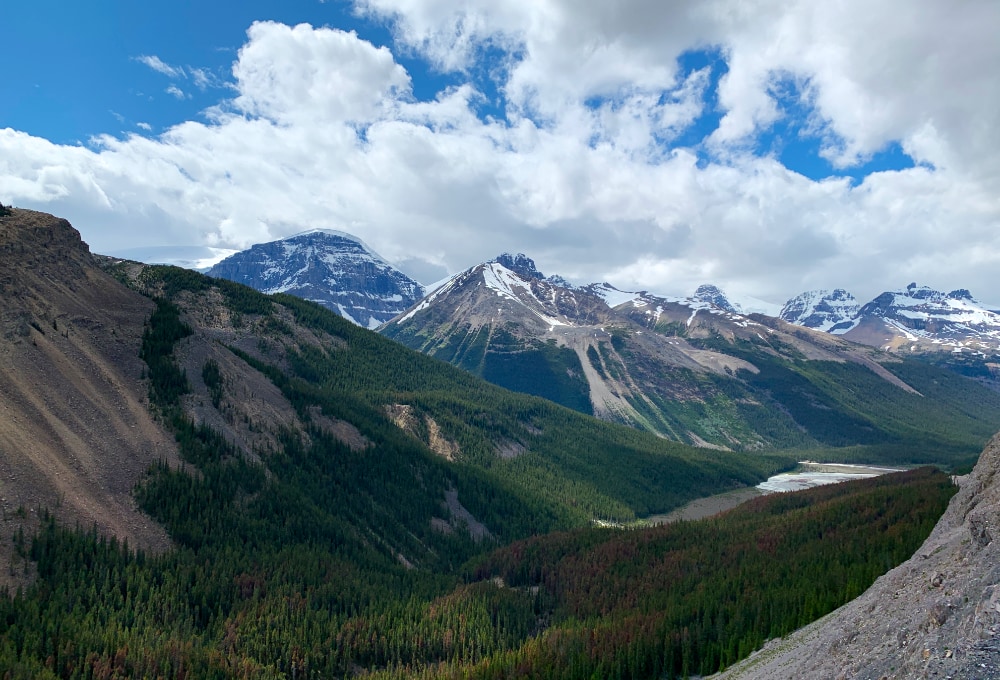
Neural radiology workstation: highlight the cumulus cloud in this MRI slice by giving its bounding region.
[1,5,999,305]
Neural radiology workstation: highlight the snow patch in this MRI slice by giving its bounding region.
[591,283,641,308]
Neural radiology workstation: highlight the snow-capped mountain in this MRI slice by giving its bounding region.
[207,229,424,329]
[588,282,779,333]
[779,289,861,333]
[384,254,927,450]
[844,284,1000,354]
[395,254,610,332]
[692,284,740,314]
[781,283,1000,356]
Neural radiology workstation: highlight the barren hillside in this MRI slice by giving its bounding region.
[0,209,178,587]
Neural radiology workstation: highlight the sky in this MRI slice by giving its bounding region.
[2,0,999,306]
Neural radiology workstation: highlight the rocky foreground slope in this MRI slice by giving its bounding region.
[716,432,1000,679]
[0,209,178,587]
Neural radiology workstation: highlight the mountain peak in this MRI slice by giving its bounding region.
[847,284,1000,351]
[208,230,423,329]
[492,253,544,280]
[693,284,739,313]
[780,289,861,333]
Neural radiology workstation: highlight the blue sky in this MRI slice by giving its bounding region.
[1,1,998,303]
[4,1,912,182]
[3,1,383,142]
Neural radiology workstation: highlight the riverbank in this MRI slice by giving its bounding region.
[646,462,905,525]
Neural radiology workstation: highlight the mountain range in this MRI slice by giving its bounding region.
[2,206,1000,677]
[780,283,1000,357]
[384,253,1000,456]
[201,229,1000,363]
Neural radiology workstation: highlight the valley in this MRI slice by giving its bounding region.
[646,461,906,525]
[2,4,997,677]
[0,208,998,678]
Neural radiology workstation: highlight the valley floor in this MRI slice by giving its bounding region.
[647,487,765,524]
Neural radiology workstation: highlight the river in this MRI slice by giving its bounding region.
[646,462,905,525]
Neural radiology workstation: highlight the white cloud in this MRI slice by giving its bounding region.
[190,67,219,90]
[230,22,411,125]
[135,55,185,79]
[136,122,153,131]
[165,85,188,100]
[1,6,999,305]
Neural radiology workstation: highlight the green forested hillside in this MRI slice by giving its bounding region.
[0,262,973,678]
[455,467,954,679]
[236,283,788,524]
[690,336,1000,465]
[0,465,953,678]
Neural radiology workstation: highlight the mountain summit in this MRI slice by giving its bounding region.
[779,289,861,333]
[207,229,423,329]
[493,253,544,280]
[692,284,740,313]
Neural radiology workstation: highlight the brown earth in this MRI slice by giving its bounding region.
[0,209,179,588]
[714,432,1000,680]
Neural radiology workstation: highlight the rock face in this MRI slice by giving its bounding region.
[207,229,424,329]
[780,289,861,333]
[493,252,544,280]
[716,432,1000,679]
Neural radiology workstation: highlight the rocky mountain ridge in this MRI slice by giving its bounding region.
[384,253,1000,455]
[0,208,178,587]
[782,283,1000,357]
[203,227,998,359]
